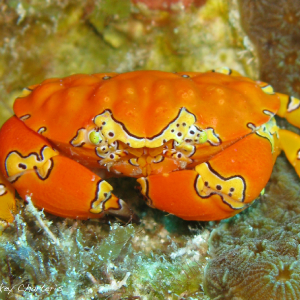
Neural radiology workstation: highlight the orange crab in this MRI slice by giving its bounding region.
[1,68,300,229]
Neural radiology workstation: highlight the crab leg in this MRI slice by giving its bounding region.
[138,132,278,221]
[0,172,16,231]
[277,93,300,128]
[279,129,300,177]
[0,116,136,222]
[275,92,300,176]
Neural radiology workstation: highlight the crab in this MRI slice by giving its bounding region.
[1,68,300,229]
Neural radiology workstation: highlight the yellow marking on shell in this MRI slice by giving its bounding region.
[102,196,121,211]
[137,177,149,200]
[37,159,53,178]
[184,126,211,145]
[212,67,242,76]
[258,82,275,95]
[20,87,33,98]
[138,177,154,207]
[287,96,300,113]
[94,108,197,148]
[195,162,246,210]
[71,127,105,147]
[206,128,221,146]
[213,67,232,75]
[90,180,114,214]
[70,128,87,146]
[176,143,195,153]
[96,147,125,167]
[129,158,139,166]
[170,127,220,160]
[153,155,164,163]
[5,146,58,179]
[255,117,279,153]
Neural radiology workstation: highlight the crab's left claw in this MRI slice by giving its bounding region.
[0,116,136,223]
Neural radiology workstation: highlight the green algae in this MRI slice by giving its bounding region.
[0,200,210,299]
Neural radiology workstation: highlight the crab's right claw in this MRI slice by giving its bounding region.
[0,116,137,223]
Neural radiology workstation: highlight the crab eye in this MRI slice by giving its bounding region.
[89,130,103,145]
[198,130,208,144]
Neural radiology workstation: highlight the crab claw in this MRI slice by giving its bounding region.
[0,116,139,222]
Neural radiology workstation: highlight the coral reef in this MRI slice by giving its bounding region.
[204,157,300,299]
[239,0,300,97]
[205,217,300,299]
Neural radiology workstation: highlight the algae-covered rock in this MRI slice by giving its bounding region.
[0,0,255,126]
[239,0,300,97]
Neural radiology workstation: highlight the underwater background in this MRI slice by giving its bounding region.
[0,0,300,299]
